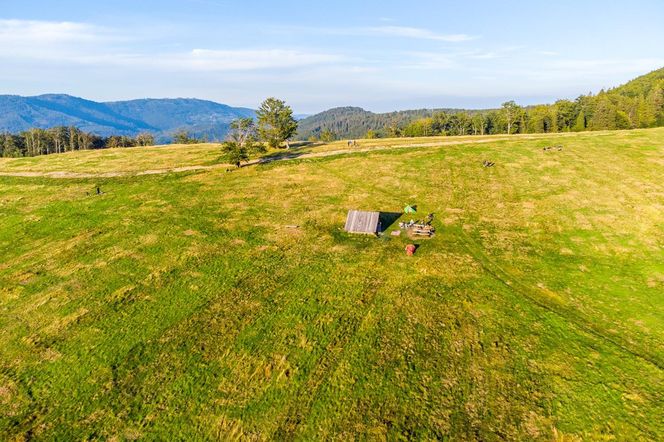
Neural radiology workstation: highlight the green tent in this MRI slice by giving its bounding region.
[404,205,416,214]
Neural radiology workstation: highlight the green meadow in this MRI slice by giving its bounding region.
[1,128,663,440]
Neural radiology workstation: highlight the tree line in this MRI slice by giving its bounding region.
[393,86,663,138]
[0,126,156,158]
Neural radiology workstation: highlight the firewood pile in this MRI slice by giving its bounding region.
[409,223,435,237]
[399,213,436,238]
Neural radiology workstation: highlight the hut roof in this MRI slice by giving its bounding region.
[344,210,380,234]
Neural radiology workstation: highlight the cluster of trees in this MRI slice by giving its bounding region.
[0,127,156,158]
[221,97,298,167]
[220,118,265,167]
[172,131,204,144]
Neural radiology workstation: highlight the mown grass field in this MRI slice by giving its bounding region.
[0,128,663,440]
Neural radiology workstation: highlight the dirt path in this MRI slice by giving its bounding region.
[0,165,220,179]
[0,135,539,179]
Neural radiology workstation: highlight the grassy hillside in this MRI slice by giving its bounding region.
[0,132,583,176]
[0,129,662,440]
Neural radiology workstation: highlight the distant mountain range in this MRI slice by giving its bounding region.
[0,94,255,141]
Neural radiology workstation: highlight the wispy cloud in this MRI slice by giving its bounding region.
[491,58,664,82]
[184,49,343,71]
[398,52,459,70]
[0,19,344,71]
[0,19,123,60]
[545,58,664,72]
[273,24,478,43]
[362,26,477,42]
[396,46,522,70]
[0,19,109,43]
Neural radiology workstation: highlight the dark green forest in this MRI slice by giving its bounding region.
[297,67,664,140]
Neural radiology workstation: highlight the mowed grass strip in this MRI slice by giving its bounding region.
[0,128,662,440]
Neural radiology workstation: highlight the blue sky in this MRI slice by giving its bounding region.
[1,0,663,113]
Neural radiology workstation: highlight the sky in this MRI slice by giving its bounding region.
[1,0,663,113]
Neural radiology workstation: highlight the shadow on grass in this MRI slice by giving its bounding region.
[379,212,403,232]
[255,151,309,165]
[257,142,321,161]
[289,141,319,149]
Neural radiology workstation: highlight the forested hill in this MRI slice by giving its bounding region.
[105,98,255,141]
[297,67,664,140]
[610,67,664,97]
[296,106,475,140]
[0,95,255,141]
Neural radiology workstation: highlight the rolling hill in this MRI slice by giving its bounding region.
[296,106,473,140]
[0,94,153,135]
[105,98,255,141]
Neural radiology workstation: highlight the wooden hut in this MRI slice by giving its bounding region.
[344,210,380,234]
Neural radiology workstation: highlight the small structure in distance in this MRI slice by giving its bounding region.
[344,210,381,235]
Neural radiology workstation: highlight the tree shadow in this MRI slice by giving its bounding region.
[289,141,318,149]
[378,212,403,232]
[258,141,318,160]
[253,150,310,165]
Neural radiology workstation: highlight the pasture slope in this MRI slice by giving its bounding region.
[0,128,663,440]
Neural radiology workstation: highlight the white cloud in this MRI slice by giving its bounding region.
[545,58,664,74]
[0,19,344,72]
[0,19,107,44]
[78,49,344,72]
[487,58,664,85]
[185,49,343,71]
[0,19,122,61]
[398,52,458,70]
[281,25,477,43]
[363,26,477,42]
